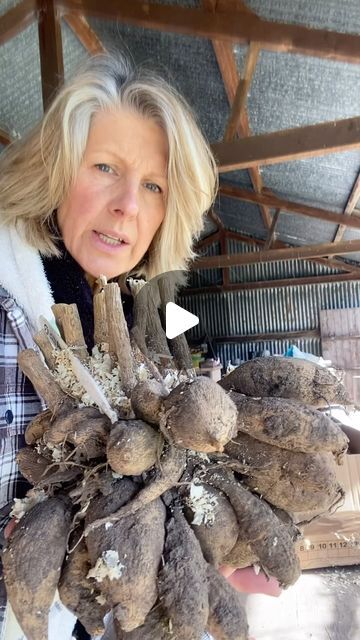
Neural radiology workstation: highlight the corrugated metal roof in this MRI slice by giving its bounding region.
[86,17,229,142]
[245,0,360,34]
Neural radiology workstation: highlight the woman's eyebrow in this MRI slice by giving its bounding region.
[89,148,167,176]
[87,147,123,161]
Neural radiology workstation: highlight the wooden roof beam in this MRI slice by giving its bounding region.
[213,329,320,343]
[264,208,281,249]
[57,0,360,64]
[202,0,272,229]
[193,238,360,269]
[63,13,106,53]
[219,183,360,230]
[208,209,225,230]
[223,42,260,142]
[210,41,272,229]
[0,0,37,46]
[196,230,222,250]
[38,0,64,109]
[185,272,360,294]
[213,116,360,172]
[333,171,360,243]
[197,228,360,276]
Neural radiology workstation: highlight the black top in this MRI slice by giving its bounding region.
[41,242,133,352]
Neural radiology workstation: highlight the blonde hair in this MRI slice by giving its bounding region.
[0,54,218,279]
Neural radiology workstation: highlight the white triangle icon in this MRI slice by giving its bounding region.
[165,302,199,339]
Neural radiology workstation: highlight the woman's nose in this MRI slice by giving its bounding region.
[109,181,139,218]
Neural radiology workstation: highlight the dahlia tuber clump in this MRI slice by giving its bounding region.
[3,276,350,640]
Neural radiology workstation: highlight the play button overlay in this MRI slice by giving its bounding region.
[165,302,199,339]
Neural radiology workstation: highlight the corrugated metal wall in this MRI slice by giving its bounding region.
[182,243,360,367]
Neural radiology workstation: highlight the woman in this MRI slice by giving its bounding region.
[0,53,279,638]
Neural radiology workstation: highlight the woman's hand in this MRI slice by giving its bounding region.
[219,564,282,597]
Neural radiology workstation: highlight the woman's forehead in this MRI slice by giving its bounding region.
[86,108,168,170]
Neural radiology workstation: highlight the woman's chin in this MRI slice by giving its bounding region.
[79,257,132,281]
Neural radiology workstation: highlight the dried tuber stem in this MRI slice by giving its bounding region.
[158,274,193,371]
[18,349,73,413]
[33,329,57,370]
[52,303,88,362]
[104,283,136,397]
[142,280,173,371]
[93,290,109,346]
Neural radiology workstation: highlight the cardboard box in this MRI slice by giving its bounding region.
[295,454,360,570]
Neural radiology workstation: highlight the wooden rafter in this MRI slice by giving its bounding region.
[264,208,281,250]
[57,0,360,64]
[333,171,360,243]
[220,231,229,286]
[0,0,36,46]
[206,205,227,286]
[213,329,320,343]
[223,42,260,142]
[185,272,360,295]
[63,13,106,53]
[38,0,64,109]
[219,184,360,231]
[197,228,360,275]
[0,129,12,146]
[208,209,225,230]
[203,0,271,229]
[193,238,360,270]
[213,116,360,172]
[196,231,222,250]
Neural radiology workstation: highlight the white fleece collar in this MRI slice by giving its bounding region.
[0,223,55,331]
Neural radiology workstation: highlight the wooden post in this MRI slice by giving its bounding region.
[37,0,64,109]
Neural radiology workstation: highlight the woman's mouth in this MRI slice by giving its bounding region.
[92,230,131,251]
[98,232,125,246]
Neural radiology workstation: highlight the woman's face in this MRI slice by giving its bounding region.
[57,108,168,279]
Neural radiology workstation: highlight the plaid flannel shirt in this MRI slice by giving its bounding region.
[0,287,44,630]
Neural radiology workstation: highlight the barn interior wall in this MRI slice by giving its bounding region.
[181,279,360,368]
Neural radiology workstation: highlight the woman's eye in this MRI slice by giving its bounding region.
[95,163,114,174]
[145,182,162,194]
